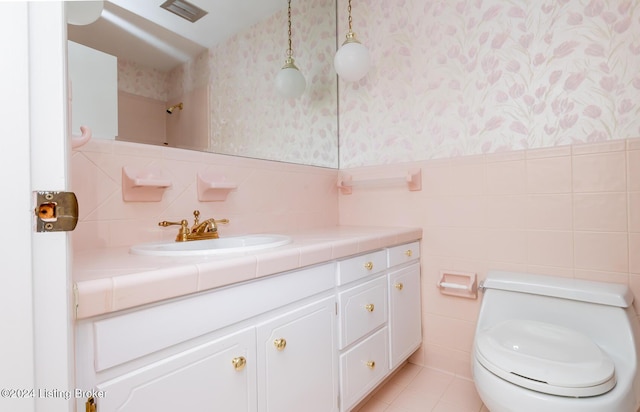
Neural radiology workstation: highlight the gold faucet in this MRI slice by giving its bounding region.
[158,210,229,241]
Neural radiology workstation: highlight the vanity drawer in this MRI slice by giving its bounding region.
[336,249,387,285]
[338,276,387,349]
[339,326,389,411]
[387,241,420,267]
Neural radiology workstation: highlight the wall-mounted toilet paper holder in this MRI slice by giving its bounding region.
[438,271,477,299]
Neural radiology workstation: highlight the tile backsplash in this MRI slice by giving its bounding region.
[70,139,339,251]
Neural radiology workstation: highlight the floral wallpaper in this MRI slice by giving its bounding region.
[117,0,338,168]
[117,59,168,101]
[166,50,210,101]
[206,0,338,168]
[338,0,640,168]
[118,0,640,169]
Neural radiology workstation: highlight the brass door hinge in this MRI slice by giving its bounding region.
[34,191,78,232]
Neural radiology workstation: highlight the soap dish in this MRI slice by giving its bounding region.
[122,166,172,202]
[197,172,237,201]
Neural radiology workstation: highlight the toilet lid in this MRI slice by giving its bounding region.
[476,319,616,397]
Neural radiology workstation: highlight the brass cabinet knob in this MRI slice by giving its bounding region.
[364,261,374,271]
[395,282,404,291]
[274,338,287,351]
[366,361,376,369]
[365,303,375,312]
[405,249,413,257]
[231,356,246,371]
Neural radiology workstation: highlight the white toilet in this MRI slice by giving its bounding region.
[472,271,640,412]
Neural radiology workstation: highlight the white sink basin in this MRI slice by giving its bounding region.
[130,234,292,257]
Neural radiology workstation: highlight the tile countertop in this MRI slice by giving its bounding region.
[73,226,422,319]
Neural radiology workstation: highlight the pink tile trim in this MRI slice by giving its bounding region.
[196,256,257,291]
[525,145,572,159]
[75,278,113,319]
[572,139,626,155]
[255,248,301,277]
[484,150,525,163]
[298,242,334,267]
[111,267,199,312]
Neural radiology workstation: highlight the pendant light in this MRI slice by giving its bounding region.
[334,0,370,82]
[275,0,306,98]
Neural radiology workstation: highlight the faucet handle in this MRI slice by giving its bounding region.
[215,219,229,225]
[158,219,188,228]
[158,219,190,242]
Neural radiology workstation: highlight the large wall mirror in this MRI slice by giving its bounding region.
[68,0,338,168]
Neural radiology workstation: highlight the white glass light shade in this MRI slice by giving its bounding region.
[66,1,104,25]
[275,61,306,98]
[334,39,371,82]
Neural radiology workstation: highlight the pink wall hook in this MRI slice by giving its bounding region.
[71,125,92,149]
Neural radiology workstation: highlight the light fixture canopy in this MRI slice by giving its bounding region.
[275,0,306,98]
[334,0,370,82]
[66,0,104,25]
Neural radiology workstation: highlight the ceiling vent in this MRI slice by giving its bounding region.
[160,0,208,23]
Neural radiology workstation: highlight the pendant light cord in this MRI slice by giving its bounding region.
[286,0,293,58]
[275,0,305,97]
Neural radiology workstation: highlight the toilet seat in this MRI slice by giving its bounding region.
[475,319,616,397]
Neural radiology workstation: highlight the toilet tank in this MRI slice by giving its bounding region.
[481,271,633,307]
[476,271,638,359]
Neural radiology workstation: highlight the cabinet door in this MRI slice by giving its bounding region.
[256,296,338,412]
[94,328,256,412]
[388,263,422,369]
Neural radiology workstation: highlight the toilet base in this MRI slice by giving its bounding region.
[473,359,638,412]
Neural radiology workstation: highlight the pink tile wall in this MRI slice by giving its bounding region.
[117,91,166,145]
[70,139,339,251]
[165,86,209,151]
[339,138,640,378]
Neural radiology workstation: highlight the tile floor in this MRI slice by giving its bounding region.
[353,363,488,412]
